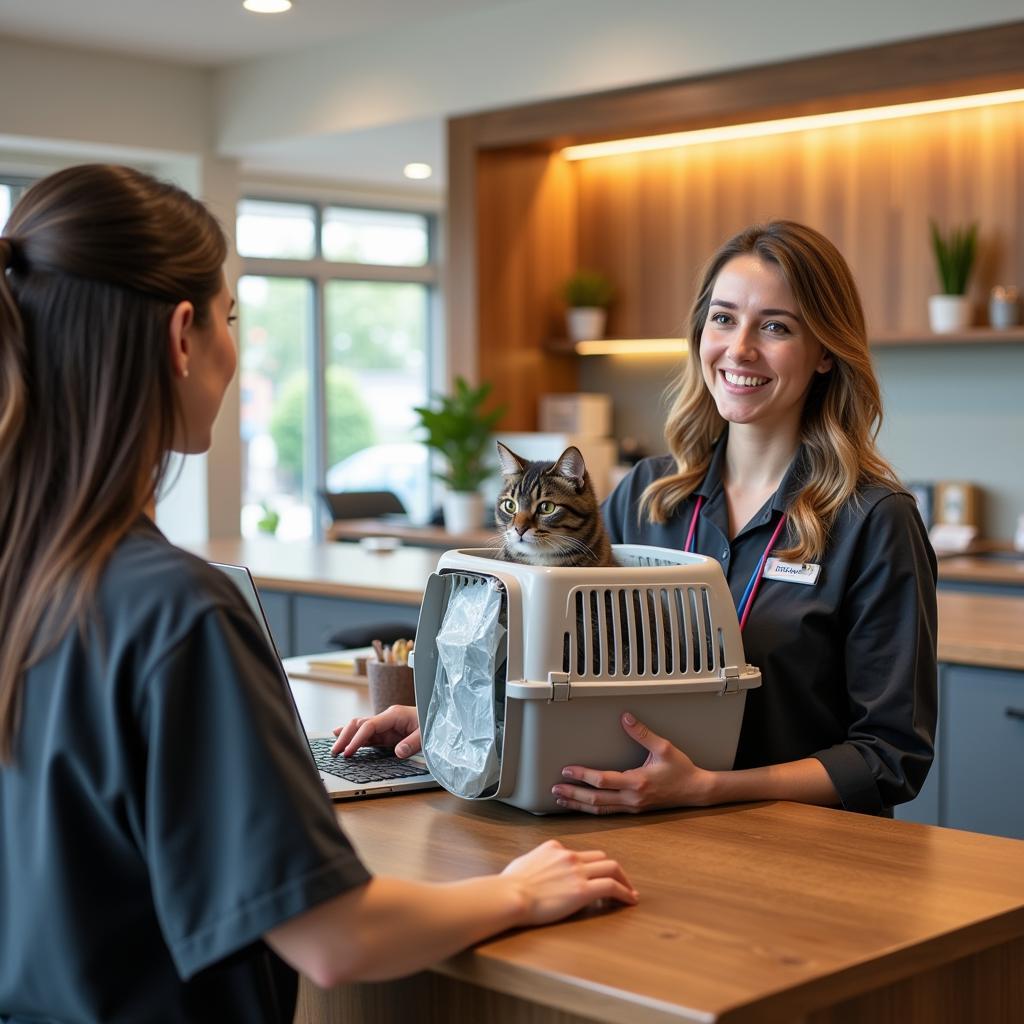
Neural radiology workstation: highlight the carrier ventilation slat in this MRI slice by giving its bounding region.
[566,585,719,679]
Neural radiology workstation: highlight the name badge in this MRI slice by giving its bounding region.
[763,557,821,586]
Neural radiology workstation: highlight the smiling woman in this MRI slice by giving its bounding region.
[572,220,939,818]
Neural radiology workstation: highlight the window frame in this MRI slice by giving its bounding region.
[238,195,440,538]
[0,175,35,225]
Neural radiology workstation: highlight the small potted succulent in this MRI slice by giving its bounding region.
[413,376,506,532]
[562,269,614,342]
[928,220,978,333]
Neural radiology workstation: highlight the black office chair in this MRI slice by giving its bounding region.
[317,489,415,650]
[318,489,407,522]
[324,621,417,651]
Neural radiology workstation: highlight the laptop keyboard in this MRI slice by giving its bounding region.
[309,737,430,783]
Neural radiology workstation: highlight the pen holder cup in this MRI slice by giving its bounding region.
[366,662,415,715]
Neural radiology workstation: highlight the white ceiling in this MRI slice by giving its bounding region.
[2,1,1022,193]
[0,0,524,66]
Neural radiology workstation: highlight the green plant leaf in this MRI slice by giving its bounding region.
[413,375,507,491]
[929,219,978,295]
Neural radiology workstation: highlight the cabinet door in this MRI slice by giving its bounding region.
[293,593,419,656]
[257,588,293,659]
[894,688,941,827]
[944,665,1024,839]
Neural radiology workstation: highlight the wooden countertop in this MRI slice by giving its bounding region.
[288,679,1024,1024]
[334,796,1024,1024]
[937,552,1024,587]
[186,538,440,605]
[188,539,1024,671]
[936,591,1024,671]
[326,517,500,549]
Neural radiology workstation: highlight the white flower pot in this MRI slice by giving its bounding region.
[566,307,607,342]
[443,491,485,533]
[927,294,973,334]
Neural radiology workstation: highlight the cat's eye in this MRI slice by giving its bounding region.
[499,498,517,514]
[537,500,556,515]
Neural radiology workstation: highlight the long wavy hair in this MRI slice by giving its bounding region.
[0,164,226,762]
[641,220,902,560]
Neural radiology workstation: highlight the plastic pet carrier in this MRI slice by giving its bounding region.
[412,545,761,814]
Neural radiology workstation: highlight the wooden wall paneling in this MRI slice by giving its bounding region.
[448,24,1024,437]
[572,100,1024,338]
[476,149,577,430]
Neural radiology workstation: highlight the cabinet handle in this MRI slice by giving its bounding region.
[1006,707,1024,721]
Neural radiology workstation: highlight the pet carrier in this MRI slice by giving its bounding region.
[413,544,761,814]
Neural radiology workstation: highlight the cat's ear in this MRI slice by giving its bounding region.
[496,442,528,476]
[552,446,586,488]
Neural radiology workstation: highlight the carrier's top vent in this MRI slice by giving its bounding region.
[432,544,745,685]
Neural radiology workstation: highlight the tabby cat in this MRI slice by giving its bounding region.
[494,443,615,567]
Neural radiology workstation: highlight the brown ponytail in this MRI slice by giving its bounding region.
[0,165,226,762]
[0,237,28,473]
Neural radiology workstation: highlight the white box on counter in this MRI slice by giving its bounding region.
[539,393,612,437]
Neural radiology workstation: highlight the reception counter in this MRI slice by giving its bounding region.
[188,539,1024,671]
[288,679,1024,1024]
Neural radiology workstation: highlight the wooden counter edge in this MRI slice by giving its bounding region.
[937,642,1024,672]
[430,902,1024,1024]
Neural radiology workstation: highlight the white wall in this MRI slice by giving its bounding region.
[578,348,1024,540]
[0,37,243,542]
[215,0,1024,155]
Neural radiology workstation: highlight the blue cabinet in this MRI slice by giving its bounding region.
[258,589,293,658]
[894,714,941,826]
[943,664,1024,840]
[896,663,1024,839]
[253,588,419,659]
[292,593,419,656]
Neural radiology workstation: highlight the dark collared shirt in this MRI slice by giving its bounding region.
[0,519,370,1023]
[602,436,938,814]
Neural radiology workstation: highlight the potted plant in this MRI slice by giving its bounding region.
[413,376,506,532]
[256,501,281,536]
[928,220,979,333]
[562,269,614,342]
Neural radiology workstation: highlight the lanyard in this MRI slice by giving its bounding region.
[685,495,788,632]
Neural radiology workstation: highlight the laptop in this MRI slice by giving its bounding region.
[211,562,438,800]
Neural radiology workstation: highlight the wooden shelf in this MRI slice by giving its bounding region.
[871,327,1024,347]
[547,329,1024,354]
[545,337,687,356]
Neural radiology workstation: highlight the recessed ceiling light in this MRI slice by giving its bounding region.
[403,163,433,180]
[243,0,292,13]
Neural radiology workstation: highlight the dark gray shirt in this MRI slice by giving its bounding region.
[0,520,370,1023]
[602,438,938,814]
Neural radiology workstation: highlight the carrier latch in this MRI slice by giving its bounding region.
[719,665,741,694]
[546,672,571,702]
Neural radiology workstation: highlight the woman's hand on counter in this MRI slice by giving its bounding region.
[499,839,638,925]
[331,705,422,758]
[552,712,715,814]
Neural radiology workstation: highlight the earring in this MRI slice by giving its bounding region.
[182,368,190,379]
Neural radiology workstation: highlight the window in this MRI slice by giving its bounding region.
[237,198,437,539]
[0,177,33,229]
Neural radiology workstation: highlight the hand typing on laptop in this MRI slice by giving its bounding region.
[332,704,422,759]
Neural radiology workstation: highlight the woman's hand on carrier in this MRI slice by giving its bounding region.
[552,712,714,813]
[330,705,422,758]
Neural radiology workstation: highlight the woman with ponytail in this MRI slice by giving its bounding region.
[0,165,634,1024]
[552,221,938,818]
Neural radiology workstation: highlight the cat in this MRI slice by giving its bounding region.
[493,443,615,568]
